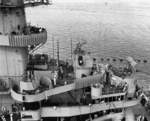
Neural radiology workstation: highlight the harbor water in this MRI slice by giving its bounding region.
[26,0,150,70]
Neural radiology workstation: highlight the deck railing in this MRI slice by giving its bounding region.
[24,0,49,4]
[41,100,139,117]
[0,0,51,8]
[24,0,51,7]
[9,31,47,47]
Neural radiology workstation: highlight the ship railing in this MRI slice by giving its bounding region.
[102,88,125,95]
[10,84,126,103]
[24,0,51,7]
[0,0,51,8]
[41,100,139,117]
[24,0,50,4]
[11,74,106,102]
[11,87,46,102]
[100,92,126,99]
[9,30,47,47]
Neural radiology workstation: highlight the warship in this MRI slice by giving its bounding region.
[0,0,150,121]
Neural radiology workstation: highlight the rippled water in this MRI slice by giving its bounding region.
[26,0,150,62]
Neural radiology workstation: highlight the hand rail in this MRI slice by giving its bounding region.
[41,100,139,117]
[11,74,104,102]
[9,31,47,47]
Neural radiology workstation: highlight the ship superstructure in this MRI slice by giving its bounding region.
[0,0,149,121]
[0,0,49,120]
[10,41,145,121]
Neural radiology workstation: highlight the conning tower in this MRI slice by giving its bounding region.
[0,0,49,112]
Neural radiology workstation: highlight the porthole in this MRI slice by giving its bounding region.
[113,58,116,62]
[143,60,148,63]
[120,59,123,62]
[137,60,141,63]
[101,58,104,61]
[107,58,110,61]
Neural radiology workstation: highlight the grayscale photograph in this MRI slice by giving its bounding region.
[0,0,150,121]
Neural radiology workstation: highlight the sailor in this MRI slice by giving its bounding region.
[1,106,6,114]
[105,64,113,85]
[10,113,13,121]
[144,117,148,121]
[90,58,98,75]
[53,71,58,86]
[123,82,128,92]
[59,65,64,79]
[126,56,137,74]
[1,115,6,121]
[140,95,147,106]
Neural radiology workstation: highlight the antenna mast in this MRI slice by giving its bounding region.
[57,39,60,68]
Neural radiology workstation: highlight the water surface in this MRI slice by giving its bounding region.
[26,0,150,62]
